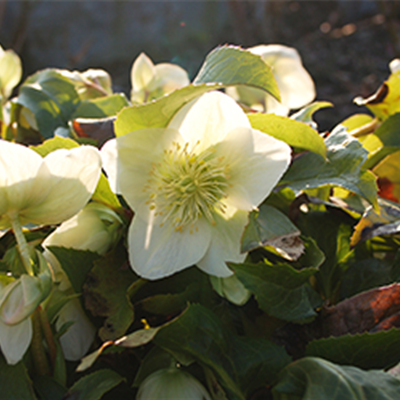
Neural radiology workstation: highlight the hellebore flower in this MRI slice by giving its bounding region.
[102,91,291,280]
[0,140,102,229]
[136,367,211,400]
[130,52,190,103]
[0,44,22,100]
[226,44,315,115]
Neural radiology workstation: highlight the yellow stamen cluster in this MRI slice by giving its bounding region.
[144,141,229,231]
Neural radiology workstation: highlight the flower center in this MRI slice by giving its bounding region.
[144,141,229,231]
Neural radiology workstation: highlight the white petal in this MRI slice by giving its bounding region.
[131,53,156,91]
[167,91,250,151]
[250,45,315,111]
[0,49,22,99]
[0,317,32,365]
[153,63,190,93]
[215,127,291,211]
[22,146,102,225]
[56,298,96,361]
[128,213,211,279]
[100,139,119,193]
[196,210,248,277]
[0,140,50,220]
[102,128,182,212]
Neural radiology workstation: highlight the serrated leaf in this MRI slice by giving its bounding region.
[281,125,378,209]
[0,353,37,400]
[231,262,321,322]
[30,136,79,156]
[340,258,393,299]
[154,304,291,400]
[306,329,400,370]
[17,69,80,139]
[65,369,124,400]
[194,45,280,100]
[272,357,400,400]
[241,204,303,260]
[83,245,135,341]
[46,247,100,294]
[115,83,224,135]
[248,113,327,159]
[72,93,129,119]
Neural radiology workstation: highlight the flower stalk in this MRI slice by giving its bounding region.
[8,212,33,275]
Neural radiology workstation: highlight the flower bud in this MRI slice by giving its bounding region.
[0,272,51,325]
[130,52,189,103]
[136,367,211,400]
[43,202,123,256]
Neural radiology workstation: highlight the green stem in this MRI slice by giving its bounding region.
[31,308,51,376]
[8,212,33,275]
[39,306,57,369]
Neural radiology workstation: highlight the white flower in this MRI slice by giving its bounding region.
[102,91,291,280]
[0,140,102,229]
[226,44,315,115]
[130,53,189,103]
[0,44,22,100]
[136,367,211,400]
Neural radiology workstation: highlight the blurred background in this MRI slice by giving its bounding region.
[0,0,399,130]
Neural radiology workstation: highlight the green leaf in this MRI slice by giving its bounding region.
[297,210,354,301]
[340,258,393,299]
[290,101,333,128]
[65,369,124,400]
[46,247,100,294]
[91,173,121,209]
[248,113,327,159]
[193,45,280,100]
[33,375,67,400]
[154,304,291,400]
[281,125,378,209]
[231,262,321,322]
[83,245,135,341]
[30,136,79,156]
[272,357,400,400]
[72,93,129,119]
[354,72,400,121]
[17,69,80,139]
[306,329,400,370]
[364,113,400,169]
[115,83,223,135]
[242,204,304,260]
[0,354,37,400]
